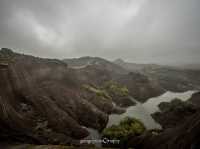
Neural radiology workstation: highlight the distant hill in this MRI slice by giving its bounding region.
[113,58,166,73]
[174,63,200,70]
[114,58,200,92]
[63,56,128,74]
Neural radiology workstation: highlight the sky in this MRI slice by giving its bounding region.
[0,0,200,65]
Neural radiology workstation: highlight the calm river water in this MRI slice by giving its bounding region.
[85,90,197,142]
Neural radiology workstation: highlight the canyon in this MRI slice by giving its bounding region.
[0,48,200,149]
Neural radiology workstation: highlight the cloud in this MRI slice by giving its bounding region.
[0,0,200,64]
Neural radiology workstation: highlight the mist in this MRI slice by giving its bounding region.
[0,0,200,65]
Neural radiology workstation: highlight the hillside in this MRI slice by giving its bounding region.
[63,57,128,74]
[0,48,139,145]
[114,58,200,93]
[0,48,200,148]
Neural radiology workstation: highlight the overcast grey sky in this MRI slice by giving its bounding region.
[0,0,200,64]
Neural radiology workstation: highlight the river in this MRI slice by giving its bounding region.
[84,90,197,143]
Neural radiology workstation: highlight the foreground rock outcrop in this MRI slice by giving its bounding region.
[0,48,109,144]
[1,48,154,145]
[1,48,160,145]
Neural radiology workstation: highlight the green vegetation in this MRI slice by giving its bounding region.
[82,81,130,101]
[104,81,129,97]
[82,81,131,107]
[0,49,15,66]
[83,84,111,100]
[102,117,146,140]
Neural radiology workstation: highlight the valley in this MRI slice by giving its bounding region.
[0,48,200,149]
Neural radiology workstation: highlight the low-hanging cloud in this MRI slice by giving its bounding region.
[0,0,200,65]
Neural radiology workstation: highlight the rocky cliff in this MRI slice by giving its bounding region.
[0,48,146,145]
[0,48,109,145]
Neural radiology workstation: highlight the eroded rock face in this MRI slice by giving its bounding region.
[0,49,109,144]
[1,49,154,145]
